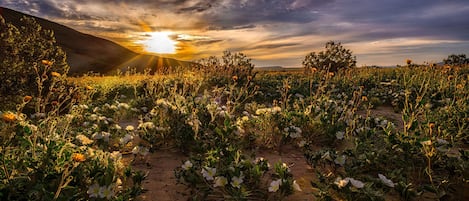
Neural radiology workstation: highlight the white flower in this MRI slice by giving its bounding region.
[336,131,345,140]
[99,185,114,199]
[334,177,349,188]
[117,103,130,110]
[87,183,100,198]
[132,146,149,156]
[92,132,103,140]
[231,176,244,188]
[213,176,228,187]
[347,178,365,188]
[292,180,302,191]
[181,160,193,170]
[120,134,133,145]
[101,132,110,142]
[201,167,216,181]
[132,146,139,155]
[138,122,155,130]
[110,151,122,161]
[334,155,346,166]
[378,174,395,188]
[298,140,307,147]
[321,151,332,161]
[76,134,93,145]
[436,138,449,145]
[268,179,282,192]
[125,125,135,131]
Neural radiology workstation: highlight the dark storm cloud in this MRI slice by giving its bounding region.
[201,0,333,30]
[1,0,468,66]
[328,0,469,40]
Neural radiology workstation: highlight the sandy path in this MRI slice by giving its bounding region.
[133,145,316,201]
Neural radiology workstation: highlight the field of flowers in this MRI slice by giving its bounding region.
[1,62,468,200]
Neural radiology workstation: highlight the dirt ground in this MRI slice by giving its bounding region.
[132,145,316,201]
[129,107,468,201]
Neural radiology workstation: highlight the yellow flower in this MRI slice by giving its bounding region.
[85,85,93,90]
[328,72,335,77]
[406,59,412,65]
[310,67,318,73]
[23,95,32,102]
[2,113,16,123]
[72,153,86,162]
[361,96,368,102]
[456,84,463,90]
[51,72,61,78]
[232,75,238,82]
[41,60,53,66]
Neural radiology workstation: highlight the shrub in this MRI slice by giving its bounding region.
[303,41,356,72]
[0,16,69,105]
[194,51,256,85]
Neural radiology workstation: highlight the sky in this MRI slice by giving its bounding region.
[2,0,469,67]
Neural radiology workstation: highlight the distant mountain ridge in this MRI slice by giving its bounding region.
[0,7,191,75]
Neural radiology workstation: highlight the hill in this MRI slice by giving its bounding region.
[0,7,191,75]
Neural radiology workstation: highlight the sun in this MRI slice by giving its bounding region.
[139,32,177,54]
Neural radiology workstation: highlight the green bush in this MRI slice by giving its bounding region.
[303,41,356,72]
[0,16,69,105]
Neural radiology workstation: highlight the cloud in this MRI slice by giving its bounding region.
[1,0,469,66]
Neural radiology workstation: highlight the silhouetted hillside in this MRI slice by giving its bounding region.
[0,7,191,75]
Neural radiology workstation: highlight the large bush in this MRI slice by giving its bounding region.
[303,41,356,72]
[444,54,468,66]
[0,16,69,102]
[194,51,256,85]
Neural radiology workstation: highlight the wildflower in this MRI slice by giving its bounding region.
[72,153,86,162]
[231,175,244,188]
[378,174,394,188]
[132,146,149,156]
[232,75,238,82]
[125,125,135,131]
[336,131,345,140]
[310,67,318,73]
[41,60,53,66]
[298,140,307,147]
[406,59,412,65]
[420,140,432,146]
[87,183,100,198]
[110,151,122,161]
[92,132,103,140]
[347,178,365,188]
[334,177,349,188]
[292,180,302,191]
[436,138,449,145]
[361,96,368,102]
[120,134,133,145]
[201,167,216,181]
[117,103,130,110]
[2,112,16,123]
[51,72,61,77]
[99,185,114,199]
[76,134,93,145]
[181,160,193,170]
[334,155,346,166]
[23,95,32,102]
[268,179,282,192]
[428,123,435,130]
[85,85,93,90]
[213,176,228,187]
[456,84,463,89]
[138,121,155,129]
[328,72,335,77]
[321,151,332,161]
